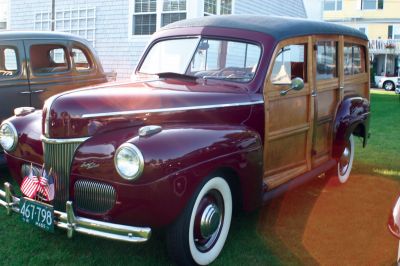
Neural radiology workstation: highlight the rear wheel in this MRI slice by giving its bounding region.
[384,81,395,91]
[166,176,233,265]
[337,134,355,183]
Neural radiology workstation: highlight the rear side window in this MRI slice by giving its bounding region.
[271,44,307,84]
[30,44,70,75]
[344,43,366,75]
[316,41,338,80]
[72,47,93,72]
[0,47,19,78]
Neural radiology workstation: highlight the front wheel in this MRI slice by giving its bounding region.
[166,176,233,265]
[337,134,355,183]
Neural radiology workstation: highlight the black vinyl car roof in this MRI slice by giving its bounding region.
[162,15,368,41]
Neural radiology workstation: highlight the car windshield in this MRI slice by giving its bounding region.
[138,37,262,83]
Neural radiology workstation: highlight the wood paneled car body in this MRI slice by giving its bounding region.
[0,16,370,265]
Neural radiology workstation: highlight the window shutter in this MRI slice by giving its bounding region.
[388,25,393,39]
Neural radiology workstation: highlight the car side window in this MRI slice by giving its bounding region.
[30,44,70,75]
[271,44,307,85]
[344,43,366,75]
[0,47,19,78]
[316,41,338,80]
[72,47,93,72]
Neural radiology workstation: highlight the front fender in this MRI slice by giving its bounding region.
[71,124,263,227]
[332,96,370,159]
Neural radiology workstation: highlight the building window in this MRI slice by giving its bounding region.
[204,0,232,16]
[361,0,383,10]
[220,0,232,14]
[133,0,157,35]
[161,0,187,27]
[34,8,96,46]
[324,0,342,11]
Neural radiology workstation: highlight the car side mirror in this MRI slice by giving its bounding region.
[280,77,304,96]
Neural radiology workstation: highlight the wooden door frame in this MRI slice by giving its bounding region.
[262,36,314,189]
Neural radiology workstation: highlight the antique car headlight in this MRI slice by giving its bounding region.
[114,143,144,181]
[0,122,18,152]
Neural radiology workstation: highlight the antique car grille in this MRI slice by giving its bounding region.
[43,141,82,211]
[74,179,116,213]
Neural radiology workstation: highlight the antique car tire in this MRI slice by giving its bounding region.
[166,176,233,265]
[383,81,395,91]
[337,134,355,183]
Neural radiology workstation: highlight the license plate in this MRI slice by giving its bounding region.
[19,198,54,232]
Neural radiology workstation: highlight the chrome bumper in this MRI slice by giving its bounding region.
[0,182,151,243]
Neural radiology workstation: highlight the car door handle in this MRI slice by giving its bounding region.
[19,89,45,94]
[32,89,45,93]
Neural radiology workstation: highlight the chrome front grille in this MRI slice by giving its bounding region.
[43,140,82,211]
[74,179,116,214]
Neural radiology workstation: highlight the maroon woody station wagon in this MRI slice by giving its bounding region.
[0,15,370,265]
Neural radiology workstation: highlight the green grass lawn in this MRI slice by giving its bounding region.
[0,90,398,264]
[353,90,400,178]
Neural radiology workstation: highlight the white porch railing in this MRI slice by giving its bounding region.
[369,39,400,54]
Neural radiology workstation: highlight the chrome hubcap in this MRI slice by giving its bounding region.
[339,144,351,176]
[194,190,224,252]
[200,203,221,239]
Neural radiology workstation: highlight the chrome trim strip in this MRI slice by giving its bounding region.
[41,135,90,144]
[0,182,151,243]
[82,100,265,119]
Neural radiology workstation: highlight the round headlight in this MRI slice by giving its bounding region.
[0,122,18,152]
[114,143,144,181]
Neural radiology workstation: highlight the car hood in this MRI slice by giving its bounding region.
[43,79,257,138]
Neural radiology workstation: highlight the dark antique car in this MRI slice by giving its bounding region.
[0,16,370,265]
[0,31,107,141]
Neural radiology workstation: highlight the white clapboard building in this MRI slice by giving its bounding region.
[8,0,309,80]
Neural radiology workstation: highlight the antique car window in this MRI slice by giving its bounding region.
[139,38,200,74]
[72,47,93,72]
[188,39,261,82]
[271,44,307,84]
[344,43,366,75]
[316,41,338,80]
[0,47,19,78]
[30,44,70,75]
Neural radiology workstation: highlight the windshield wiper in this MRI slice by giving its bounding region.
[156,72,197,81]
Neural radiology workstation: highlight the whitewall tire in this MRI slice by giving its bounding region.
[167,176,233,265]
[337,134,355,183]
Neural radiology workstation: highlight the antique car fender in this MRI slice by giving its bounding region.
[332,96,370,159]
[70,124,264,227]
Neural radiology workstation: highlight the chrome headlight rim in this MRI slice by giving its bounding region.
[114,143,144,181]
[0,121,18,152]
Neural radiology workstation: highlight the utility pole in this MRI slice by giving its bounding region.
[51,0,55,31]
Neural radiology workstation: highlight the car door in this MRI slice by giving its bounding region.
[0,40,30,122]
[263,37,314,189]
[311,37,341,166]
[25,39,75,109]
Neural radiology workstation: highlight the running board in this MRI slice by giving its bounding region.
[262,159,337,203]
